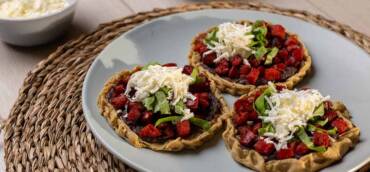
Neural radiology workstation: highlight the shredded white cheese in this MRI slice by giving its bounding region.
[125,65,195,104]
[0,0,68,18]
[125,65,196,120]
[204,22,254,63]
[181,109,194,121]
[261,88,330,150]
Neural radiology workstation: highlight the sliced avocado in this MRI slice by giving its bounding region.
[265,47,279,65]
[313,103,325,116]
[254,85,276,115]
[255,95,266,115]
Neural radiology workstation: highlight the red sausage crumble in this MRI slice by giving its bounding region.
[233,89,350,160]
[193,22,306,86]
[107,64,221,143]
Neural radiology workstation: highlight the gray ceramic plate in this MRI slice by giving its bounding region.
[82,9,370,172]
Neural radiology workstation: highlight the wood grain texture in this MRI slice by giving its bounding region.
[308,0,370,36]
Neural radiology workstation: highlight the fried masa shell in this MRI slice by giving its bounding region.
[222,87,360,172]
[97,67,231,151]
[189,20,312,96]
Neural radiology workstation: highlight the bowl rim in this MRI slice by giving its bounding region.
[0,0,78,22]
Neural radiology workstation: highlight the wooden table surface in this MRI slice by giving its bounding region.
[1,0,369,171]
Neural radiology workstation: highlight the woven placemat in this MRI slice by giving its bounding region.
[3,1,370,171]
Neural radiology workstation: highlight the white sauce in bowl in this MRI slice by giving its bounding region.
[0,0,68,19]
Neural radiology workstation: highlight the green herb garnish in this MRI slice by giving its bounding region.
[258,122,275,135]
[155,116,182,126]
[254,84,276,115]
[190,68,205,84]
[190,117,211,130]
[154,90,171,115]
[143,96,155,111]
[264,47,279,65]
[296,126,326,153]
[204,27,219,47]
[174,101,186,115]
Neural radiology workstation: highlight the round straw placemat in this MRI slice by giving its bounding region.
[2,1,370,171]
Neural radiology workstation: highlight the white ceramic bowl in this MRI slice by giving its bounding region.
[0,0,77,46]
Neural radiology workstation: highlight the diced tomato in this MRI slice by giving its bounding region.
[271,37,283,48]
[140,111,153,124]
[292,47,304,62]
[128,102,144,112]
[162,63,177,67]
[270,24,286,40]
[228,66,239,78]
[274,63,287,72]
[110,94,128,109]
[324,101,333,111]
[278,49,289,60]
[234,98,253,113]
[233,112,248,126]
[249,58,261,67]
[156,122,170,129]
[273,56,282,64]
[248,110,259,121]
[295,142,310,155]
[197,92,209,100]
[257,66,265,74]
[324,110,338,122]
[113,85,125,93]
[127,108,141,122]
[287,45,300,52]
[218,58,229,66]
[237,126,249,135]
[231,55,243,66]
[163,126,175,139]
[264,68,281,81]
[196,92,209,109]
[252,122,262,134]
[313,132,330,148]
[182,65,193,75]
[275,85,287,91]
[194,42,208,54]
[331,118,349,134]
[254,139,275,155]
[246,68,260,85]
[139,124,161,138]
[285,36,299,46]
[189,79,210,92]
[285,56,297,66]
[203,53,217,65]
[215,65,229,76]
[253,91,262,99]
[240,65,251,76]
[186,98,199,110]
[215,59,230,76]
[176,120,191,138]
[288,141,299,150]
[276,148,294,159]
[239,128,257,146]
